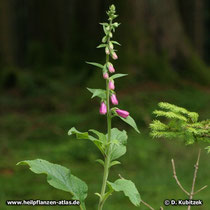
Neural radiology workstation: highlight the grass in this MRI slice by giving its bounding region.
[0,87,209,210]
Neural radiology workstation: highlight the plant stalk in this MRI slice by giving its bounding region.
[98,52,112,210]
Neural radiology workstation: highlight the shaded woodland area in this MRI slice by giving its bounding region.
[0,1,210,210]
[0,0,210,92]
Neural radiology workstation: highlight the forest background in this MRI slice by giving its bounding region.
[0,0,210,209]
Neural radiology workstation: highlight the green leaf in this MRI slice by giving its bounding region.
[110,74,128,80]
[109,128,127,160]
[95,159,104,167]
[102,36,107,43]
[94,192,102,198]
[17,159,88,209]
[68,127,105,154]
[99,22,108,26]
[68,127,89,139]
[109,160,121,168]
[87,88,106,100]
[118,115,140,133]
[89,129,107,143]
[205,146,210,153]
[107,178,141,206]
[86,62,104,69]
[111,41,121,46]
[97,44,107,48]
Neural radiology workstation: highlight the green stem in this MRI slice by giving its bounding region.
[98,52,112,210]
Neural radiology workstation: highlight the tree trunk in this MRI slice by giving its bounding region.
[0,0,17,65]
[119,0,210,84]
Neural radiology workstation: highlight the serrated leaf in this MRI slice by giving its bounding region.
[87,88,106,100]
[17,159,88,209]
[107,178,141,206]
[109,128,127,160]
[86,62,104,69]
[110,74,128,80]
[118,115,140,133]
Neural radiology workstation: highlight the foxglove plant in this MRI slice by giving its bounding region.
[16,5,141,210]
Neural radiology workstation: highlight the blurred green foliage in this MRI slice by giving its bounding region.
[0,87,209,209]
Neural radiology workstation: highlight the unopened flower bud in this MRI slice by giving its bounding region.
[111,94,118,105]
[110,5,116,11]
[100,102,107,115]
[109,42,114,50]
[116,109,129,118]
[103,72,109,79]
[105,47,110,55]
[106,26,110,31]
[108,64,115,73]
[113,22,119,27]
[109,80,115,90]
[112,52,118,60]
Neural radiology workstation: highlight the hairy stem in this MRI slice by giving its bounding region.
[98,53,112,210]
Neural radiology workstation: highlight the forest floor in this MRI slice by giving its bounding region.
[0,85,210,210]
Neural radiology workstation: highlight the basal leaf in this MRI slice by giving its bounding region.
[107,178,141,206]
[17,159,88,209]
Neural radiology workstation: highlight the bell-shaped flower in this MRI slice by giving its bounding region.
[105,47,110,55]
[116,109,129,118]
[109,80,115,90]
[111,94,118,105]
[112,52,118,60]
[103,72,109,79]
[99,102,107,115]
[108,64,115,73]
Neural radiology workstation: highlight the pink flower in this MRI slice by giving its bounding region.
[103,72,109,79]
[111,94,118,105]
[112,52,118,60]
[108,64,115,73]
[109,80,115,90]
[116,109,129,118]
[99,102,107,115]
